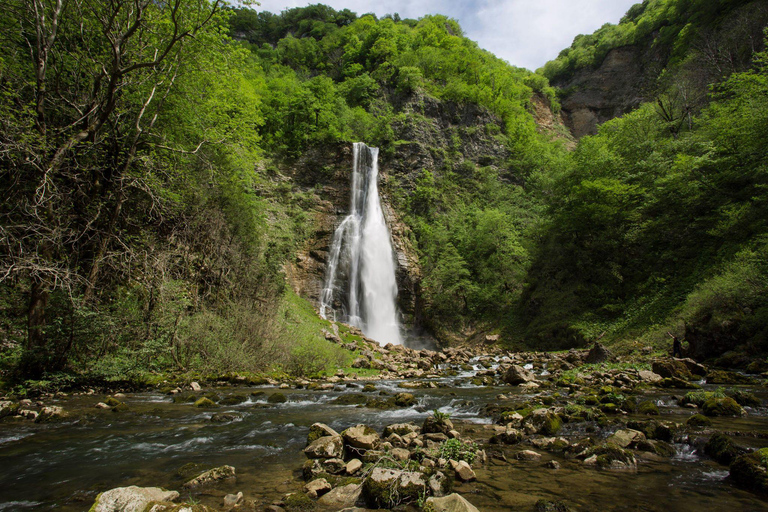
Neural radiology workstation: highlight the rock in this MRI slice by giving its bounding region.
[317,483,363,509]
[686,414,712,427]
[502,412,524,428]
[453,460,476,481]
[652,359,693,380]
[95,402,111,410]
[190,382,202,392]
[637,401,659,415]
[342,424,381,451]
[182,465,236,489]
[0,401,19,419]
[490,427,523,445]
[585,343,614,364]
[704,433,746,465]
[523,409,562,436]
[331,394,368,405]
[383,423,420,437]
[730,452,768,492]
[267,392,287,404]
[637,370,663,384]
[35,406,66,423]
[211,412,242,423]
[607,429,646,449]
[707,370,755,385]
[422,414,454,435]
[529,437,570,451]
[503,365,536,385]
[346,459,363,475]
[322,458,347,475]
[362,467,426,508]
[307,423,340,445]
[535,499,575,512]
[90,486,179,512]
[394,392,416,407]
[425,493,480,512]
[193,397,217,408]
[585,445,637,470]
[428,472,448,497]
[223,492,243,508]
[391,447,410,461]
[304,478,332,499]
[17,409,38,420]
[702,397,746,417]
[516,450,542,461]
[545,460,561,469]
[304,435,344,459]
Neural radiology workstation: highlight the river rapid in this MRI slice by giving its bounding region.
[1,356,768,511]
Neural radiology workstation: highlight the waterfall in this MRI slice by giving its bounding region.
[319,143,402,346]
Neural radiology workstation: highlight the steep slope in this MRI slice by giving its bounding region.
[543,0,768,137]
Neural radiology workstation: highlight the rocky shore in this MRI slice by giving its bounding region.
[2,334,768,511]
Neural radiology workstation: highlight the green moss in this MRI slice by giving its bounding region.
[704,433,743,465]
[637,400,659,415]
[686,414,712,427]
[267,392,288,404]
[702,397,744,417]
[283,492,316,512]
[194,397,217,408]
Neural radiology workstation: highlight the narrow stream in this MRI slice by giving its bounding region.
[1,359,767,511]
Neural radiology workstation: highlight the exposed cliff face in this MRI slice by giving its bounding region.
[553,45,659,138]
[284,93,527,334]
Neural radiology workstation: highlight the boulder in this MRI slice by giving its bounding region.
[318,483,363,509]
[730,452,768,492]
[452,460,476,481]
[267,392,288,404]
[223,492,243,508]
[342,424,381,451]
[394,392,416,407]
[362,467,426,508]
[304,478,331,499]
[686,414,712,427]
[652,359,693,380]
[91,486,179,512]
[304,435,344,459]
[182,465,236,489]
[490,427,523,445]
[321,458,347,475]
[425,493,481,512]
[637,370,663,384]
[503,365,536,385]
[704,433,746,465]
[585,343,614,364]
[422,415,454,435]
[346,459,363,475]
[428,471,449,497]
[193,397,217,408]
[702,397,746,417]
[0,401,18,419]
[383,423,419,437]
[523,409,562,436]
[707,370,754,385]
[607,429,646,449]
[307,423,339,445]
[516,450,542,461]
[35,406,66,423]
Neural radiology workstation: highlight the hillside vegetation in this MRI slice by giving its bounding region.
[1,0,767,388]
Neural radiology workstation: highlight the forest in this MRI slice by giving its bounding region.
[1,0,767,389]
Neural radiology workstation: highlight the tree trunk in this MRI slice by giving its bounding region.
[25,277,50,377]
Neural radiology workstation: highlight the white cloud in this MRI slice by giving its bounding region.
[248,0,640,70]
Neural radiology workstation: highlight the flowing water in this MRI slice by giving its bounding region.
[319,143,401,346]
[2,362,768,511]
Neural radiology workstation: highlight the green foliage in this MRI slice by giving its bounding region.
[438,438,478,464]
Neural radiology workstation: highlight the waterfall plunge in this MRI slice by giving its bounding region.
[319,143,402,346]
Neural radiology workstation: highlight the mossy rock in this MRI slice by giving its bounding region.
[706,370,755,385]
[177,462,210,480]
[535,498,575,512]
[267,392,288,404]
[730,452,768,492]
[590,445,636,470]
[394,392,416,407]
[636,439,676,458]
[362,383,377,392]
[283,492,316,512]
[250,391,265,397]
[582,395,600,405]
[600,403,619,414]
[704,433,745,465]
[637,400,659,415]
[194,398,217,408]
[728,390,761,408]
[659,377,700,389]
[104,397,122,407]
[331,394,368,405]
[218,394,247,406]
[111,402,129,413]
[626,420,674,442]
[210,412,242,423]
[686,414,712,427]
[702,397,745,417]
[365,397,396,409]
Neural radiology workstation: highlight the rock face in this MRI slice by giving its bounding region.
[91,486,179,512]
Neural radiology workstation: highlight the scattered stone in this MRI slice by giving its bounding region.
[90,486,179,512]
[190,382,202,392]
[607,429,646,449]
[516,450,542,461]
[182,465,236,489]
[35,406,66,423]
[452,460,477,481]
[425,493,480,512]
[585,343,614,364]
[503,365,536,385]
[223,492,244,508]
[317,483,363,509]
[304,478,332,499]
[343,424,381,451]
[346,458,363,475]
[383,423,419,437]
[304,435,344,459]
[362,468,426,508]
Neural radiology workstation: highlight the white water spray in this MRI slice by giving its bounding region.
[319,143,402,345]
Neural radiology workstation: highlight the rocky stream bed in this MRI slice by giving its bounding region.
[1,339,768,512]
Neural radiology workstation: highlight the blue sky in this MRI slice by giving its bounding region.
[249,0,640,70]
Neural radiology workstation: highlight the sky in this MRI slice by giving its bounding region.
[249,0,641,71]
